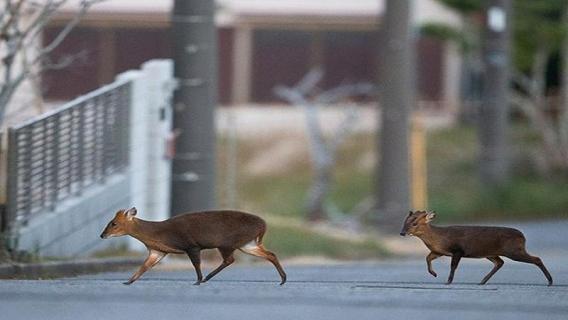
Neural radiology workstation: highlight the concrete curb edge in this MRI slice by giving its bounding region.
[0,257,144,279]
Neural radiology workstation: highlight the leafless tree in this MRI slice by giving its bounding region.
[0,0,101,262]
[0,0,103,126]
[274,68,375,221]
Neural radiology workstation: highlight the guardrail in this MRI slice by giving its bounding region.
[5,80,131,228]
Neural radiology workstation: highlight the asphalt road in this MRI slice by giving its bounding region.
[1,254,567,320]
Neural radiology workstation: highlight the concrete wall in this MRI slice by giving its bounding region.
[15,176,130,257]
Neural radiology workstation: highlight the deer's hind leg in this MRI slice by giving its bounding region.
[239,241,287,285]
[506,250,553,286]
[202,247,236,283]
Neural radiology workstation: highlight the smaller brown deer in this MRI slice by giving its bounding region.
[100,208,287,285]
[400,210,553,286]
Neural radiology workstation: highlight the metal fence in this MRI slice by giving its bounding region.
[5,81,131,228]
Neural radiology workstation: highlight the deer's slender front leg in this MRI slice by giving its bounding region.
[124,249,166,285]
[426,252,441,277]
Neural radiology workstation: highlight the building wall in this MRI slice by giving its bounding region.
[251,29,312,102]
[417,37,444,102]
[251,29,443,104]
[42,27,100,100]
[323,31,379,89]
[42,27,235,105]
[42,25,444,106]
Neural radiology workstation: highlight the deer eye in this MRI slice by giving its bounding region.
[111,222,117,227]
[412,222,418,226]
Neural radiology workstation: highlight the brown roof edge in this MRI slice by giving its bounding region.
[50,11,380,31]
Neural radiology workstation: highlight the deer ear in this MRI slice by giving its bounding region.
[425,211,436,222]
[125,207,137,220]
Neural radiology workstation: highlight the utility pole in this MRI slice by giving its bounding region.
[479,0,511,186]
[171,0,217,215]
[376,0,414,229]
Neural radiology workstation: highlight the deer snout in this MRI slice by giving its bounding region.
[100,232,107,239]
[400,232,406,236]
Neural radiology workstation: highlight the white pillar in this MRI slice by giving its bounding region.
[114,59,175,250]
[116,69,148,251]
[140,60,174,222]
[116,60,175,251]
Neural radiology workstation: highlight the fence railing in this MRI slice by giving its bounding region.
[5,80,131,228]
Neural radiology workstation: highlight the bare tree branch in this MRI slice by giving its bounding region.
[0,0,25,39]
[315,83,375,105]
[0,72,27,124]
[40,50,88,71]
[273,69,375,221]
[0,0,102,126]
[38,0,103,57]
[295,67,324,95]
[274,85,330,167]
[25,1,67,44]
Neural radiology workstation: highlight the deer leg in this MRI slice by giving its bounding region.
[426,252,441,277]
[124,249,166,285]
[479,256,504,285]
[186,248,203,285]
[446,253,462,285]
[239,242,287,285]
[202,248,236,283]
[507,252,553,286]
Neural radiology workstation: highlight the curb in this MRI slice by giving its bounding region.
[0,257,144,279]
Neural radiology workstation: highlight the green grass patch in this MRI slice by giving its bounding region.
[425,125,568,222]
[263,221,388,259]
[239,174,310,217]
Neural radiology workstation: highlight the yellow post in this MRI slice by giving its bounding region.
[410,112,428,210]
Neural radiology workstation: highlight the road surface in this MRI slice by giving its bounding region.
[1,254,567,320]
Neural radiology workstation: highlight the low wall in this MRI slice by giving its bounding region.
[14,175,130,257]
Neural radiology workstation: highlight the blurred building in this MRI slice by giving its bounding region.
[44,0,461,110]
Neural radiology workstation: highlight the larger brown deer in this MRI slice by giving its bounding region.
[100,208,287,285]
[400,210,553,286]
